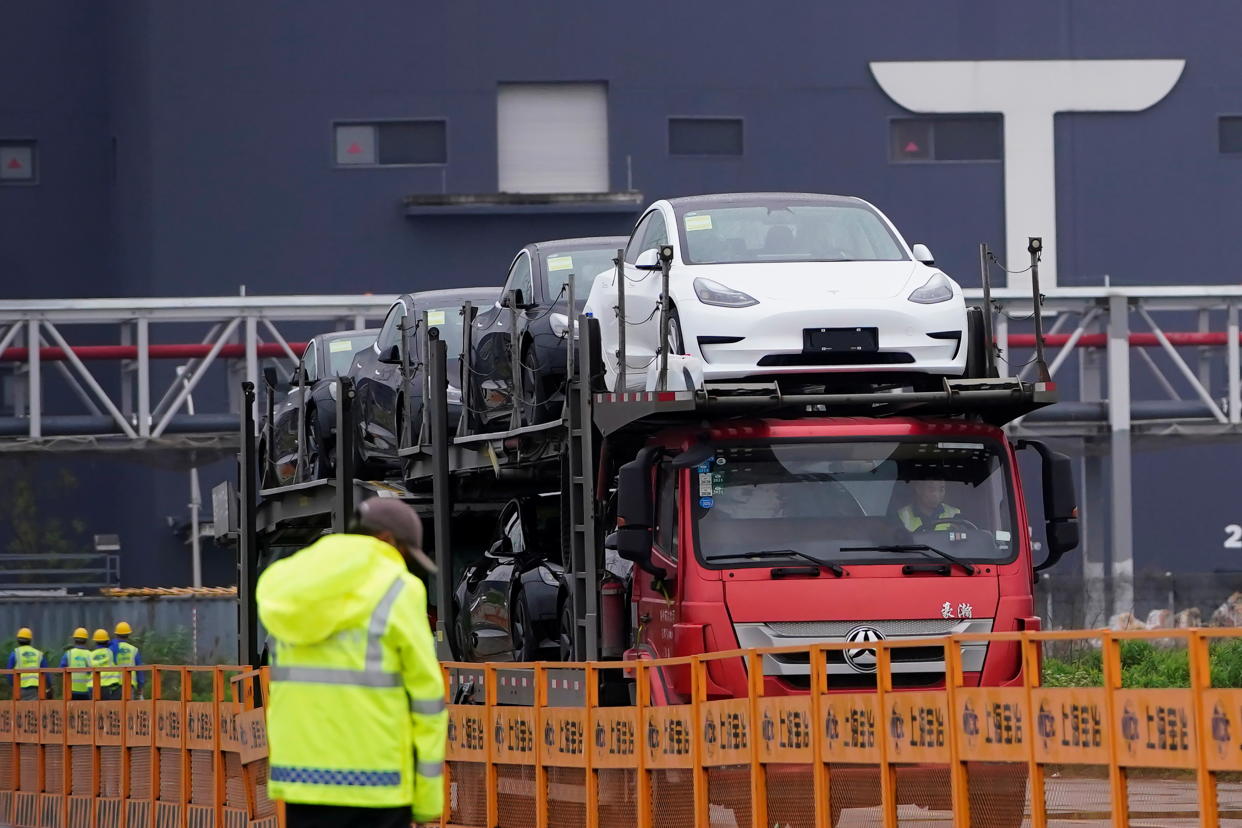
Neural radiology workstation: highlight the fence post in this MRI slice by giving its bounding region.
[1020,637,1048,828]
[634,661,651,828]
[1101,633,1128,828]
[1189,632,1219,828]
[745,651,767,828]
[875,641,897,828]
[483,664,498,828]
[808,646,830,828]
[533,663,548,828]
[583,663,599,828]
[690,658,708,828]
[943,638,970,828]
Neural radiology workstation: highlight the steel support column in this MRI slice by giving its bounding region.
[1107,294,1134,618]
[27,320,40,438]
[1079,316,1109,628]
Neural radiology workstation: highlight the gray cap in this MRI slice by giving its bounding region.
[356,497,436,574]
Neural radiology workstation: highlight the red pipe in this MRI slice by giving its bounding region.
[0,342,309,363]
[1007,332,1241,348]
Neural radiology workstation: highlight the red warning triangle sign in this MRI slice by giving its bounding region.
[6,157,21,169]
[346,143,362,155]
[904,141,920,153]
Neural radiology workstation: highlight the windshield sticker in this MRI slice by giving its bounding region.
[936,442,985,450]
[426,310,447,326]
[715,456,726,466]
[684,214,713,232]
[328,339,355,353]
[547,255,573,271]
[698,472,714,497]
[696,462,712,474]
[699,496,714,509]
[995,530,1012,542]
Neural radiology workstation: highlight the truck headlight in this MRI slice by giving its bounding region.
[694,278,759,308]
[908,272,955,304]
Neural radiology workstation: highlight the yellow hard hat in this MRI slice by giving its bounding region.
[92,629,110,644]
[16,627,32,641]
[114,621,132,636]
[72,628,88,640]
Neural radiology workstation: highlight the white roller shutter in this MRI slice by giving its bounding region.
[497,83,609,194]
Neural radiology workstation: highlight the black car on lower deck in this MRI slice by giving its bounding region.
[349,287,497,476]
[258,328,377,486]
[469,237,626,430]
[452,497,566,662]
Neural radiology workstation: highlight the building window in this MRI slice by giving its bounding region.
[669,118,743,156]
[890,117,1002,162]
[334,120,446,167]
[0,140,37,183]
[497,83,609,193]
[1220,116,1242,154]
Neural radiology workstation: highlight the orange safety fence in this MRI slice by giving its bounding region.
[442,628,1242,828]
[0,664,278,828]
[6,629,1242,827]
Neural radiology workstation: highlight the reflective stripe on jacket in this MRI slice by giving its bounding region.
[12,646,43,688]
[898,503,961,532]
[90,648,121,687]
[258,534,446,820]
[61,648,93,693]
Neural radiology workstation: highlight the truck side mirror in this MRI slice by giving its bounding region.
[1019,440,1080,571]
[614,448,665,578]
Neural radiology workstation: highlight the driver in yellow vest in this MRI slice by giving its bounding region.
[7,628,47,700]
[59,629,94,700]
[898,479,961,532]
[89,629,122,700]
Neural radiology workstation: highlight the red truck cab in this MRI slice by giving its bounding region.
[614,414,1077,703]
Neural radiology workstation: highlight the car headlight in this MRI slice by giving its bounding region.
[327,381,337,400]
[549,312,574,338]
[693,277,759,308]
[908,272,955,304]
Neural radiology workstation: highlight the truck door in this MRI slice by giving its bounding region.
[637,462,680,660]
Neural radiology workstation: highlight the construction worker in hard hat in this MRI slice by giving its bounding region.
[7,628,47,700]
[60,629,94,700]
[258,496,446,828]
[109,621,144,700]
[89,629,122,700]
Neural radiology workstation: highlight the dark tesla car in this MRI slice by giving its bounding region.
[452,498,565,662]
[350,287,497,474]
[258,328,377,486]
[469,237,626,429]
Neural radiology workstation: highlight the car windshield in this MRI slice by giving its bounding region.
[543,248,618,304]
[676,200,908,264]
[324,335,374,376]
[693,439,1015,565]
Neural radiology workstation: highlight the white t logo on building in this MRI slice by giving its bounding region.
[870,60,1185,289]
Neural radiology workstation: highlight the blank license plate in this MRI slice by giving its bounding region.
[803,327,877,352]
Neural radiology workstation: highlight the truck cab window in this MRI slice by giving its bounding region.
[655,464,679,561]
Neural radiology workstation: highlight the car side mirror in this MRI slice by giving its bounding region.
[262,366,280,390]
[634,248,662,271]
[377,343,401,365]
[911,243,935,266]
[1019,440,1080,571]
[486,537,513,559]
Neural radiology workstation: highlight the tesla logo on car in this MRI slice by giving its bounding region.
[842,625,885,673]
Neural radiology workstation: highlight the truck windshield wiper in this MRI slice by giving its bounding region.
[712,549,844,577]
[839,544,976,575]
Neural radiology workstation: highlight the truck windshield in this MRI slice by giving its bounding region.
[692,439,1015,565]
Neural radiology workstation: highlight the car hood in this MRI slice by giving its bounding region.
[679,261,926,301]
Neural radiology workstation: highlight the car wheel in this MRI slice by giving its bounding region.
[306,414,331,480]
[666,306,685,355]
[518,343,549,426]
[558,597,575,662]
[511,591,539,662]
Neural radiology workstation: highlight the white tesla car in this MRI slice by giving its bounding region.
[584,192,969,391]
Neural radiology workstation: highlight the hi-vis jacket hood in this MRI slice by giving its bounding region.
[257,534,406,646]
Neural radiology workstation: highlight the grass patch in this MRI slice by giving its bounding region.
[1043,638,1242,688]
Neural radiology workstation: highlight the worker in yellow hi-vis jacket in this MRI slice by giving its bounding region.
[257,496,445,828]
